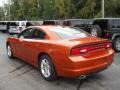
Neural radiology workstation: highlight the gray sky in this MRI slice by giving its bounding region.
[0,0,8,6]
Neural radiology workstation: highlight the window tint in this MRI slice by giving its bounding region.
[43,21,55,25]
[32,29,45,39]
[112,19,120,28]
[57,21,63,25]
[18,28,35,39]
[0,22,7,25]
[50,26,90,39]
[21,22,26,26]
[71,20,85,26]
[94,20,107,30]
[63,21,71,26]
[26,21,42,26]
[26,22,33,27]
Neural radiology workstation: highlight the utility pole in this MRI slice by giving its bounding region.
[102,0,104,18]
[37,0,40,8]
[8,0,11,21]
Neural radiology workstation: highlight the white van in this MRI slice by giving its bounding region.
[9,21,26,34]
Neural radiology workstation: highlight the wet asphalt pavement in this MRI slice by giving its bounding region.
[0,32,120,90]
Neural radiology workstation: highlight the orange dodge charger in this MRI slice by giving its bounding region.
[6,26,114,81]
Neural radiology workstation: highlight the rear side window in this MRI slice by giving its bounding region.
[57,21,63,25]
[71,20,85,26]
[50,26,90,39]
[21,22,26,26]
[43,21,55,25]
[18,28,35,39]
[94,20,107,30]
[111,19,120,28]
[32,29,46,39]
[0,22,7,25]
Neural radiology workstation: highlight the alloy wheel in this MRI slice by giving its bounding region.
[7,45,12,57]
[91,28,98,36]
[41,59,51,78]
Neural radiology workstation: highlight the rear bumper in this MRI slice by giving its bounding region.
[60,61,110,77]
[9,30,20,34]
[58,49,114,78]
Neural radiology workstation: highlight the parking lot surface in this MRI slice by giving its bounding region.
[0,32,120,90]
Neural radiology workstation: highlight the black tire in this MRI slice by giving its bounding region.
[39,55,57,81]
[113,37,120,52]
[91,25,102,37]
[7,44,14,58]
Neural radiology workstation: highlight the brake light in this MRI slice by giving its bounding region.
[71,43,112,55]
[71,48,87,55]
[105,43,112,48]
[19,27,23,31]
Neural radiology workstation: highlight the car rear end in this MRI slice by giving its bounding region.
[60,38,114,77]
[49,26,114,77]
[9,21,26,34]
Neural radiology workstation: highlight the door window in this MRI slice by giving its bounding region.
[112,19,120,28]
[18,28,35,39]
[32,29,46,39]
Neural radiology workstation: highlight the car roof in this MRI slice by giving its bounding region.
[66,19,92,21]
[95,18,120,20]
[27,25,63,40]
[44,20,64,21]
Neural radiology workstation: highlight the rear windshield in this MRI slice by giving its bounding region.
[111,19,120,28]
[50,26,90,39]
[43,21,55,25]
[0,22,7,25]
[94,19,108,30]
[10,22,19,26]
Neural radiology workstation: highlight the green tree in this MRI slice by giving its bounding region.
[1,0,120,20]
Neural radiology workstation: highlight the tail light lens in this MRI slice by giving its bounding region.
[71,43,112,55]
[19,27,23,31]
[105,43,112,48]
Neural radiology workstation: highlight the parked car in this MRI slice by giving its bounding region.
[0,21,8,33]
[43,20,64,25]
[6,26,114,81]
[63,19,93,32]
[8,21,43,34]
[8,21,26,34]
[91,18,120,52]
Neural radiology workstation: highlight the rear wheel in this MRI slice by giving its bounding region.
[91,25,102,37]
[39,55,57,81]
[7,44,13,58]
[113,37,120,52]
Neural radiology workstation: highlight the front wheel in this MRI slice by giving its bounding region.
[7,44,13,58]
[39,55,57,81]
[113,37,120,52]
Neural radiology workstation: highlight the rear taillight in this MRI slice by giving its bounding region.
[105,43,112,48]
[19,27,23,31]
[71,43,112,55]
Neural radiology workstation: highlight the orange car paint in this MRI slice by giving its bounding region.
[7,26,114,78]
